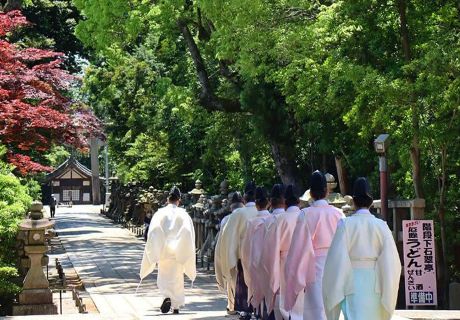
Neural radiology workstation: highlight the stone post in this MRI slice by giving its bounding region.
[90,136,101,205]
[13,201,57,315]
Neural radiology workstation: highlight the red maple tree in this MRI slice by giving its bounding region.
[0,10,102,175]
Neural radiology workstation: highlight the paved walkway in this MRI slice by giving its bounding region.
[5,205,460,320]
[31,205,227,319]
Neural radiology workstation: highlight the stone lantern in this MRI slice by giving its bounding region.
[13,201,57,315]
[189,179,206,204]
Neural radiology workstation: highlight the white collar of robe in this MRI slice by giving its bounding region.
[354,208,372,216]
[312,199,329,207]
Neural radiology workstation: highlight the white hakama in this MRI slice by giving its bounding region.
[140,204,196,309]
[157,258,185,308]
[341,267,386,320]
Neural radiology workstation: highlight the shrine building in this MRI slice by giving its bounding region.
[42,157,98,205]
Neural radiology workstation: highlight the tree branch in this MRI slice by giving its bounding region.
[177,19,242,113]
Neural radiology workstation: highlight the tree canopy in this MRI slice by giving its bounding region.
[0,10,102,175]
[72,0,460,290]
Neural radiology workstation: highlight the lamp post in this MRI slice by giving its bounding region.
[374,134,390,221]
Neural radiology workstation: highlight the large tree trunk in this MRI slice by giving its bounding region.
[410,142,424,198]
[269,140,302,188]
[438,146,450,307]
[397,0,424,199]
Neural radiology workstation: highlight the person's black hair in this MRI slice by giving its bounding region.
[270,184,285,207]
[244,181,256,202]
[168,186,181,202]
[353,196,373,208]
[255,186,269,209]
[309,170,327,200]
[271,197,285,207]
[352,177,373,208]
[310,189,327,200]
[230,191,243,204]
[285,184,299,207]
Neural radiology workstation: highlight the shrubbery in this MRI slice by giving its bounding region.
[0,146,32,314]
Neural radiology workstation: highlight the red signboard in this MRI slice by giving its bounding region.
[402,220,437,306]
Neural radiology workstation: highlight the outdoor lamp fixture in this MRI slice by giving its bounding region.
[374,134,390,221]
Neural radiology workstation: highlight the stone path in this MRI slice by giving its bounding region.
[5,205,460,320]
[21,205,227,319]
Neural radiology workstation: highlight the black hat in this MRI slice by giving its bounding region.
[244,181,256,195]
[270,184,285,199]
[352,177,373,201]
[310,170,327,192]
[169,186,181,198]
[255,186,268,202]
[284,184,299,202]
[230,191,243,204]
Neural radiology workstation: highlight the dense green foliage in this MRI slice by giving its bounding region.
[19,0,87,72]
[80,24,277,190]
[74,0,460,296]
[0,146,32,312]
[0,2,87,311]
[0,149,32,262]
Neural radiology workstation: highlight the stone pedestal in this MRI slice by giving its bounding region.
[18,288,53,304]
[13,245,57,315]
[22,245,50,290]
[13,303,57,316]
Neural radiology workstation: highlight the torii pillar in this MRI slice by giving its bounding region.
[90,137,101,205]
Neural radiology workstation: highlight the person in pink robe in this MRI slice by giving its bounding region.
[241,186,276,320]
[241,187,270,308]
[257,184,285,320]
[261,185,306,320]
[285,171,344,319]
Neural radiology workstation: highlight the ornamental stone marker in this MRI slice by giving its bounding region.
[12,201,57,315]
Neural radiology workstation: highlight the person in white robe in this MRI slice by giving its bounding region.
[215,191,244,314]
[322,177,401,320]
[215,182,258,314]
[140,186,196,314]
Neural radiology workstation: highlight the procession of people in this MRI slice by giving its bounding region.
[140,173,401,319]
[215,172,401,320]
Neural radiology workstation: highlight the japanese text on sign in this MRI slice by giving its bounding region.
[402,220,437,306]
